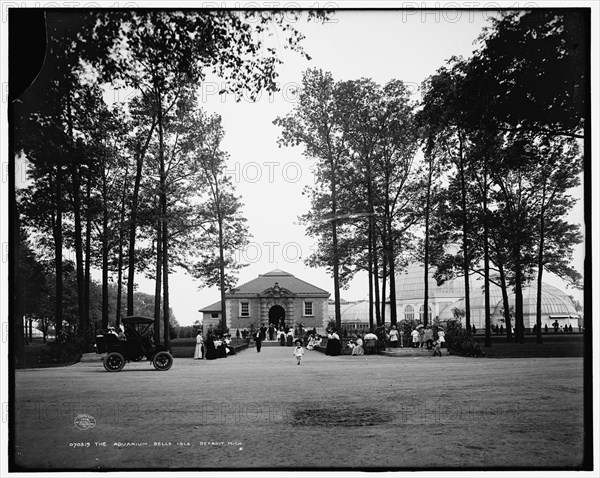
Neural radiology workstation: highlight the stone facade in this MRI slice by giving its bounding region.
[199,301,222,335]
[200,270,330,333]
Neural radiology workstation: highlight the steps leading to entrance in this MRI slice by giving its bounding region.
[254,340,294,347]
[380,347,449,357]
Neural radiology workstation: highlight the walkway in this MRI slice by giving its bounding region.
[13,346,584,470]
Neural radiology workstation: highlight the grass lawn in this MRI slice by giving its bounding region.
[476,334,585,358]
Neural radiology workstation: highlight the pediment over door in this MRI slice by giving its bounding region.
[260,281,294,298]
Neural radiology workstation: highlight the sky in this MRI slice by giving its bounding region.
[119,9,586,326]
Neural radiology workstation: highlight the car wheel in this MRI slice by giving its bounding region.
[152,351,173,371]
[104,352,125,372]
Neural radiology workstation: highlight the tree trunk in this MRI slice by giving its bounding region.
[483,231,491,346]
[483,162,491,347]
[372,227,381,327]
[218,216,227,331]
[162,217,170,351]
[216,171,228,331]
[423,156,433,327]
[153,220,162,344]
[157,91,170,352]
[457,135,471,330]
[101,173,109,331]
[66,88,87,344]
[498,263,513,343]
[536,247,544,344]
[70,158,87,345]
[381,243,387,325]
[84,171,91,337]
[388,221,398,326]
[513,245,525,344]
[116,252,124,328]
[536,181,546,345]
[116,172,129,330]
[127,122,156,317]
[367,224,374,332]
[54,165,63,336]
[330,160,341,331]
[127,153,143,317]
[13,214,26,362]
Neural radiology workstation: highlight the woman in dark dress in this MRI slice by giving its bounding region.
[325,330,333,355]
[279,328,286,346]
[204,333,219,360]
[329,329,342,356]
[216,336,228,358]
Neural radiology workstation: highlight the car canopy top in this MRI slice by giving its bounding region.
[122,316,155,325]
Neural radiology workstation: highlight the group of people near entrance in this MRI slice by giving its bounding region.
[194,331,236,360]
[252,325,307,352]
[386,324,446,355]
[194,322,449,361]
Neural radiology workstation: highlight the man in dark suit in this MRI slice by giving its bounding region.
[254,329,262,353]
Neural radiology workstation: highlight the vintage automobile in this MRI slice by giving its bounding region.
[95,316,173,372]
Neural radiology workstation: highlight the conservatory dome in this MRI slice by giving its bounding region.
[395,263,467,300]
[396,263,580,330]
[491,282,579,328]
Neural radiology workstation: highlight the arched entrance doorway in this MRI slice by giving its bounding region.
[268,305,285,328]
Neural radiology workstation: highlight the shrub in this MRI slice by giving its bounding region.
[444,319,485,357]
[213,324,229,337]
[40,331,85,364]
[374,325,388,350]
[398,318,419,338]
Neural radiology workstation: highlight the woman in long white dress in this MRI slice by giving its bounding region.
[194,332,204,359]
[437,328,446,348]
[411,328,420,348]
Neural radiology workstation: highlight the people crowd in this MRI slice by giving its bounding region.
[192,317,581,363]
[197,327,237,360]
[191,321,457,362]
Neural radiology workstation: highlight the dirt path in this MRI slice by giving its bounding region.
[13,347,585,470]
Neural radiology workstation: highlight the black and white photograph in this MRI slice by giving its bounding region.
[2,1,597,475]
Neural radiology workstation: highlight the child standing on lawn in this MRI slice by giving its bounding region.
[293,340,304,365]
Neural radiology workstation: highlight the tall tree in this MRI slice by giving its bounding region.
[419,61,478,330]
[275,69,348,331]
[528,136,582,343]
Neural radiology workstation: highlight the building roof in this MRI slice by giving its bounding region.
[497,283,578,318]
[199,301,222,313]
[328,300,391,323]
[227,269,330,297]
[395,263,469,300]
[437,282,578,321]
